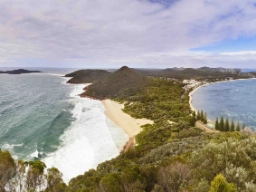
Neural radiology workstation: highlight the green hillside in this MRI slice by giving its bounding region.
[65,69,110,84]
[82,66,151,99]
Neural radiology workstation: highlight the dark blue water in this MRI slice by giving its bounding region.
[191,79,256,130]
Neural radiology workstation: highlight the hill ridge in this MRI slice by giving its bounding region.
[81,66,150,99]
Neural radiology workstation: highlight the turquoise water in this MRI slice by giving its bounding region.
[0,72,128,182]
[191,79,256,130]
[0,73,74,158]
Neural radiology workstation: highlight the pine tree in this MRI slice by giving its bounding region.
[215,118,219,130]
[242,123,246,129]
[230,120,235,132]
[192,111,196,120]
[197,110,201,120]
[236,121,241,132]
[203,112,208,124]
[225,118,230,132]
[219,116,224,131]
[190,111,196,126]
[200,110,204,121]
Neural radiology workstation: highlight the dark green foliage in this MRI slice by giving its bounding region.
[190,111,196,126]
[230,120,235,132]
[236,122,241,132]
[26,160,46,190]
[220,116,224,131]
[200,110,204,121]
[215,117,243,133]
[100,173,123,192]
[197,110,207,124]
[0,150,16,191]
[123,78,190,123]
[0,156,67,192]
[224,118,230,132]
[68,169,101,192]
[197,110,201,120]
[137,67,251,81]
[83,66,151,99]
[65,69,110,84]
[45,167,66,192]
[215,118,219,130]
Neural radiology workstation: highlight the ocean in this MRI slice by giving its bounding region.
[191,79,256,130]
[0,70,128,182]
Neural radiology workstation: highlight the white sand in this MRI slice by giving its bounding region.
[102,99,153,138]
[189,84,207,112]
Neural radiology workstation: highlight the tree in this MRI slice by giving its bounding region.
[242,123,246,129]
[190,111,196,126]
[46,167,66,192]
[26,160,46,191]
[230,120,235,132]
[16,160,28,192]
[220,116,224,131]
[0,150,16,191]
[224,118,230,132]
[215,118,219,130]
[157,163,191,192]
[200,110,204,121]
[236,122,241,132]
[210,174,237,192]
[197,110,201,120]
[203,112,208,124]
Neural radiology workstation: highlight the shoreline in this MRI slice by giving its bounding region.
[65,77,154,153]
[102,99,153,152]
[188,78,256,128]
[189,78,256,113]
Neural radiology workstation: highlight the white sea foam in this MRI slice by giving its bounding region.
[2,143,24,150]
[43,84,128,183]
[30,149,39,159]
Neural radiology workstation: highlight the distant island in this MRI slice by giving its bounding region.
[0,69,41,74]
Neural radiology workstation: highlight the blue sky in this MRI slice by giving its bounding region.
[192,36,256,52]
[0,0,256,68]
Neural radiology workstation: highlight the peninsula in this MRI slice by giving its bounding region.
[1,66,256,192]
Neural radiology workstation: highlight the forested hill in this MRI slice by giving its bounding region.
[65,69,110,84]
[65,67,254,85]
[1,67,256,191]
[137,67,254,80]
[81,66,151,99]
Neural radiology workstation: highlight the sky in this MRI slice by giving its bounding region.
[0,0,256,69]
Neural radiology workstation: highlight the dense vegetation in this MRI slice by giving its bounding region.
[82,66,150,99]
[67,76,256,192]
[65,69,110,84]
[1,66,256,191]
[138,67,254,81]
[215,117,243,132]
[0,150,66,192]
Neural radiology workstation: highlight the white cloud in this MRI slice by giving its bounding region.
[0,0,256,68]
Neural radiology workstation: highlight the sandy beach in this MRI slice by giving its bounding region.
[102,99,153,144]
[189,84,207,112]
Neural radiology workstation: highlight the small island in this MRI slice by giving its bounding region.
[0,69,41,74]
